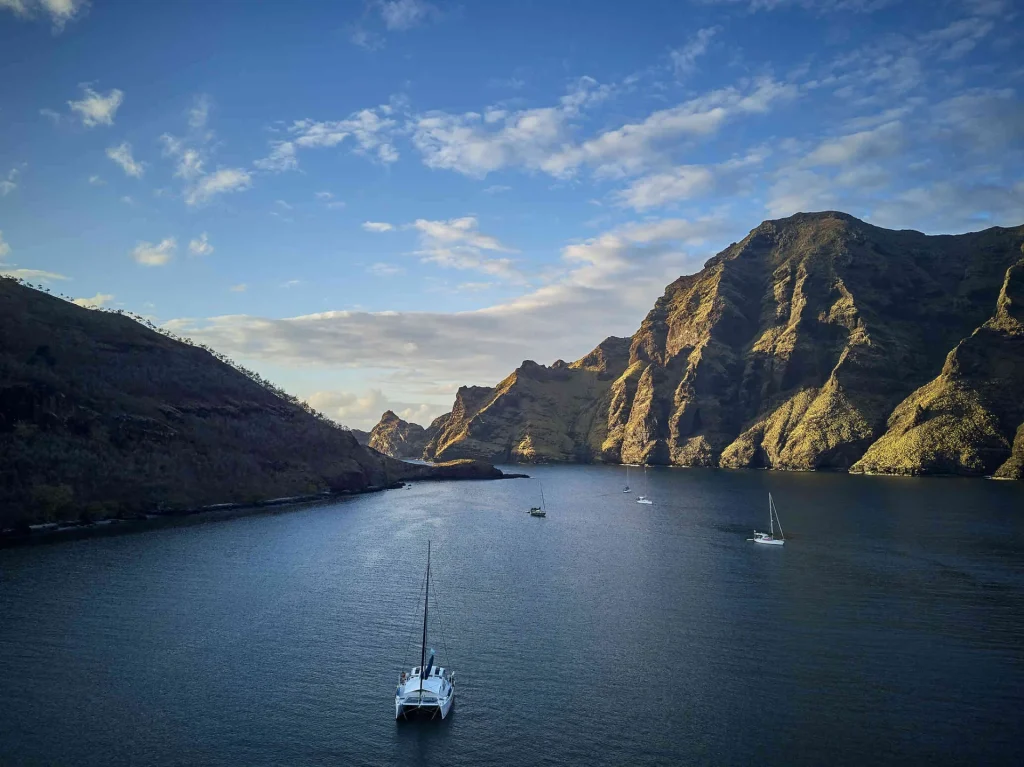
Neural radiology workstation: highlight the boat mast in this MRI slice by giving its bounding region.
[421,541,430,680]
[773,497,784,540]
[769,493,774,537]
[540,481,546,509]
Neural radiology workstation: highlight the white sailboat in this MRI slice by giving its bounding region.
[395,542,455,720]
[751,493,785,546]
[622,465,631,493]
[636,466,653,505]
[529,480,547,516]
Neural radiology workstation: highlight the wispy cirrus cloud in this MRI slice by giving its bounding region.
[106,142,145,177]
[669,26,720,78]
[0,167,19,196]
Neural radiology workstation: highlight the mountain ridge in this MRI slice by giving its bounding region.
[377,212,1024,478]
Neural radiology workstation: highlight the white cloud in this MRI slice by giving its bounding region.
[413,217,515,252]
[544,77,796,179]
[349,24,385,50]
[0,167,18,196]
[120,195,134,205]
[411,217,521,280]
[88,174,104,185]
[0,265,70,281]
[367,262,405,276]
[616,165,715,210]
[164,214,735,406]
[72,292,114,308]
[483,185,511,194]
[131,238,176,266]
[670,26,720,78]
[0,0,88,30]
[275,200,293,210]
[412,77,611,179]
[413,76,794,181]
[188,94,211,129]
[39,108,61,124]
[106,142,145,177]
[255,105,399,170]
[229,283,247,292]
[68,85,123,127]
[188,232,214,256]
[184,168,252,206]
[0,230,10,257]
[315,191,334,200]
[305,388,443,431]
[326,201,347,210]
[254,141,297,172]
[363,221,394,232]
[803,120,904,166]
[919,17,994,60]
[376,0,435,30]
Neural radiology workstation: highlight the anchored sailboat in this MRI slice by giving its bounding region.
[529,480,547,517]
[395,542,455,719]
[751,493,785,546]
[636,466,653,505]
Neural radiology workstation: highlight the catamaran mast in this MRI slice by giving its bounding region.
[421,541,430,679]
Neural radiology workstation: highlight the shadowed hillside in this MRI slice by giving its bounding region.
[0,278,508,528]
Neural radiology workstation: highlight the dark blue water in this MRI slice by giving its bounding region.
[2,466,1023,766]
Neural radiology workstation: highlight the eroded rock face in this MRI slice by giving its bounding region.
[412,213,1024,476]
[368,410,429,458]
[851,256,1024,476]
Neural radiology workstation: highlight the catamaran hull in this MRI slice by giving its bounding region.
[636,500,653,505]
[395,694,454,720]
[753,538,784,546]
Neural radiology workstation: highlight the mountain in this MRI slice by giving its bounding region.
[382,212,1024,477]
[0,278,511,529]
[368,410,432,458]
[347,428,371,446]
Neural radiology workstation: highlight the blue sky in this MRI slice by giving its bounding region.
[1,0,1022,428]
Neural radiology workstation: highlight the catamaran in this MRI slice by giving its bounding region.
[623,465,631,493]
[529,480,547,517]
[636,466,653,505]
[395,542,455,720]
[751,493,785,546]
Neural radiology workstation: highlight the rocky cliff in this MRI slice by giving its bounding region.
[368,410,432,458]
[0,279,511,528]
[389,212,1024,477]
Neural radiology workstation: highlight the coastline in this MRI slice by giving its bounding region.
[0,472,529,549]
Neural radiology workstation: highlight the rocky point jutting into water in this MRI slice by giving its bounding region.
[0,278,516,529]
[371,212,1024,478]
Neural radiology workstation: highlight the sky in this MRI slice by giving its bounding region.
[1,0,1022,429]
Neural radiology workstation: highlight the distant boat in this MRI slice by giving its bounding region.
[529,480,547,517]
[623,464,631,493]
[395,542,455,719]
[751,493,785,546]
[636,466,653,505]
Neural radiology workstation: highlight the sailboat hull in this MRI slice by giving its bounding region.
[396,692,454,720]
[753,537,784,546]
